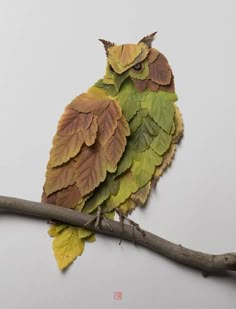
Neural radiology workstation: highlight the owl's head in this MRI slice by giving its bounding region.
[99,32,174,93]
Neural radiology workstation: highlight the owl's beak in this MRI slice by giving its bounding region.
[113,72,129,92]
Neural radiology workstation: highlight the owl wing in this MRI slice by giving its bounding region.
[42,89,130,210]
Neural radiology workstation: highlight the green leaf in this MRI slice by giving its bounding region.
[93,79,117,97]
[115,146,134,177]
[151,129,172,156]
[114,71,129,92]
[105,172,138,210]
[85,234,96,243]
[104,210,115,220]
[129,60,149,80]
[142,91,177,133]
[131,148,163,187]
[116,79,142,121]
[78,228,93,239]
[82,176,120,214]
[130,115,159,152]
[129,108,148,133]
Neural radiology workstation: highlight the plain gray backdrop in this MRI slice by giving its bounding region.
[0,0,236,308]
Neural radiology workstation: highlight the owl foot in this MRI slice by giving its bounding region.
[116,209,146,245]
[85,206,113,231]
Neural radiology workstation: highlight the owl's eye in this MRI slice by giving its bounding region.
[132,63,142,71]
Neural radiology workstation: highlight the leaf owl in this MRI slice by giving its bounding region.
[42,32,184,270]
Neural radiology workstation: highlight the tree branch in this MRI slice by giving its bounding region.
[0,195,235,275]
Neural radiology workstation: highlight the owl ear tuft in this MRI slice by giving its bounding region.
[98,39,115,56]
[139,32,157,48]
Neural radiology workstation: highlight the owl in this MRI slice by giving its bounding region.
[42,32,183,270]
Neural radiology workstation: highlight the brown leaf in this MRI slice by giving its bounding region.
[147,80,160,92]
[104,117,129,170]
[44,160,76,195]
[97,101,122,145]
[147,48,160,64]
[131,182,151,205]
[56,184,82,209]
[75,143,107,196]
[41,190,57,205]
[81,115,98,146]
[70,93,109,114]
[57,108,93,136]
[132,78,148,92]
[49,132,84,167]
[149,53,172,85]
[139,32,157,48]
[159,75,175,92]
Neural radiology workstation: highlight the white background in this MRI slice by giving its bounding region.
[0,0,236,308]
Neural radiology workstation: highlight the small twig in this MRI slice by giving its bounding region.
[0,195,236,274]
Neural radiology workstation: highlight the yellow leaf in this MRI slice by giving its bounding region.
[52,226,85,270]
[118,199,136,215]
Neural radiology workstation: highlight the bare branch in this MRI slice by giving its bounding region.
[0,195,235,275]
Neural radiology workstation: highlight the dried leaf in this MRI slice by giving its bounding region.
[56,184,82,209]
[147,80,160,92]
[81,116,98,146]
[97,101,122,145]
[57,108,93,136]
[132,78,148,92]
[131,182,151,205]
[75,143,107,196]
[149,53,172,85]
[104,117,129,170]
[70,93,109,114]
[108,43,149,74]
[118,199,136,215]
[147,48,160,64]
[50,132,84,167]
[139,32,157,48]
[44,160,75,195]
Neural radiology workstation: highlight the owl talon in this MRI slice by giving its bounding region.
[116,209,146,245]
[85,206,113,231]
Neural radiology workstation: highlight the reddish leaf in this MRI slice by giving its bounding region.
[82,115,98,146]
[56,184,82,209]
[160,75,175,92]
[75,143,107,196]
[148,80,160,92]
[41,191,57,205]
[104,117,129,170]
[147,48,160,64]
[149,53,172,85]
[98,101,122,145]
[44,160,76,195]
[132,78,148,92]
[57,108,93,136]
[50,132,84,167]
[70,93,109,114]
